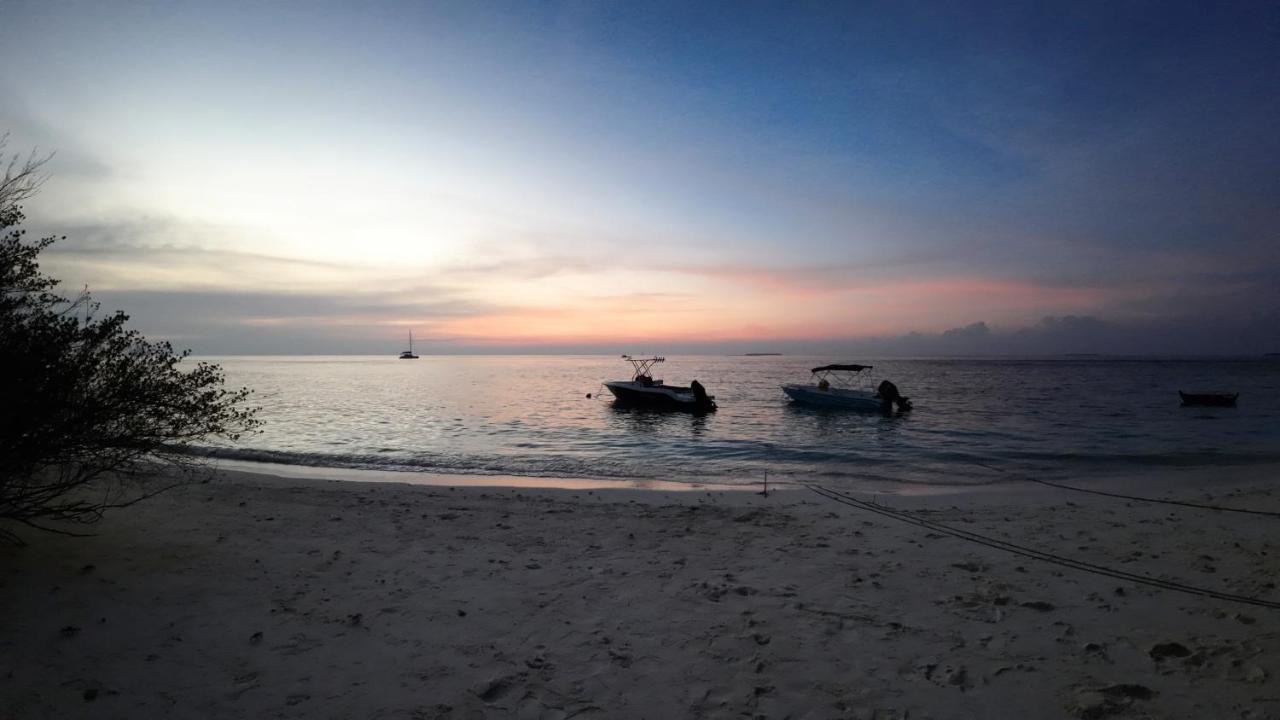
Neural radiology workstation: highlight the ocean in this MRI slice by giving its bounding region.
[199,355,1280,490]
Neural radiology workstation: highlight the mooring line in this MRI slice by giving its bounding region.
[806,483,1280,609]
[1024,476,1280,518]
[963,459,1280,518]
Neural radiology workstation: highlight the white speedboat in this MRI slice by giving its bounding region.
[782,364,911,412]
[604,355,716,412]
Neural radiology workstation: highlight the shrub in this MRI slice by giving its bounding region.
[0,139,259,542]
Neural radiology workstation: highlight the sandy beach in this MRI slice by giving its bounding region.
[3,465,1279,719]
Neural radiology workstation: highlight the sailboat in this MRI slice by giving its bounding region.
[398,331,419,359]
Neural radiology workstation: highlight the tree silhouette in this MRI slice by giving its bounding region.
[0,138,260,543]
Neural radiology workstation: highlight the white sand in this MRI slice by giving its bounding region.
[2,465,1279,719]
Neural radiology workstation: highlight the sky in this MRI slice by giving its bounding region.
[2,0,1277,355]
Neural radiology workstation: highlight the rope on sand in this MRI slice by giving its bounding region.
[1023,476,1280,518]
[964,459,1280,519]
[806,483,1280,610]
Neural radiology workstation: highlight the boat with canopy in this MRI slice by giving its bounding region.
[781,364,912,412]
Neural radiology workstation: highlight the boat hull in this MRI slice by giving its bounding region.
[1179,391,1237,407]
[605,381,716,412]
[782,384,885,411]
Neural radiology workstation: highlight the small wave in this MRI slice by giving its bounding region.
[186,442,1280,486]
[186,445,683,483]
[185,444,1007,490]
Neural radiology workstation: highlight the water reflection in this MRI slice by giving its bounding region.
[607,402,713,437]
[782,400,909,438]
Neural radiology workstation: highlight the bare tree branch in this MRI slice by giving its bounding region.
[0,133,53,211]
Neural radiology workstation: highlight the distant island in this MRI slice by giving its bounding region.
[743,352,783,356]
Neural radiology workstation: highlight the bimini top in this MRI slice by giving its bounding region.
[811,364,872,373]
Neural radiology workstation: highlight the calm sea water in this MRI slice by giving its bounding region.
[199,355,1280,489]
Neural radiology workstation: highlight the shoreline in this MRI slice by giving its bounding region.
[3,464,1278,718]
[209,456,1280,502]
[209,458,760,493]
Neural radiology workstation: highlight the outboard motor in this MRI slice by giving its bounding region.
[876,380,912,412]
[690,379,716,411]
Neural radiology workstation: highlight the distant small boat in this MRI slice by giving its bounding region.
[604,355,716,412]
[1179,391,1237,407]
[398,331,419,359]
[744,353,782,356]
[782,364,912,412]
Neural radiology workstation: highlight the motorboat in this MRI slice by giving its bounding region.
[398,330,419,359]
[1179,391,1237,407]
[604,355,716,412]
[782,364,912,412]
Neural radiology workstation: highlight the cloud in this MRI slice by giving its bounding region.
[0,87,115,186]
[941,321,990,341]
[86,288,501,353]
[22,201,1277,355]
[863,313,1280,356]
